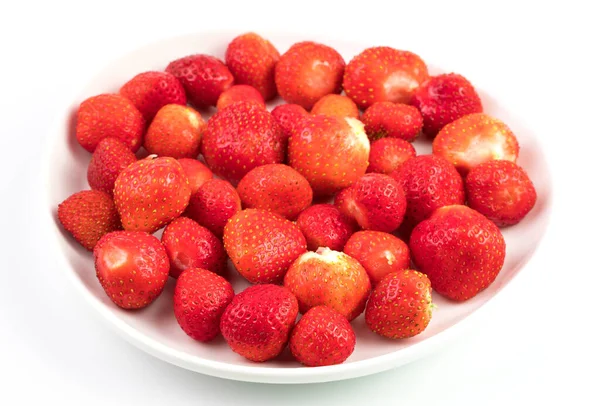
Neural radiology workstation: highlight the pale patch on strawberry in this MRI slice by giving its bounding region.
[384,71,419,103]
[299,247,344,264]
[344,117,370,153]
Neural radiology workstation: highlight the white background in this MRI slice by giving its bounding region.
[1,0,598,404]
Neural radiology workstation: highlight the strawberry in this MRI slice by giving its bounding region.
[311,94,359,119]
[94,231,169,309]
[57,190,122,251]
[201,101,285,184]
[177,158,212,195]
[289,306,356,367]
[284,247,371,320]
[335,173,406,233]
[119,71,186,122]
[343,47,428,109]
[275,41,345,110]
[432,113,520,176]
[270,103,309,141]
[288,115,370,196]
[343,231,410,285]
[362,102,423,141]
[87,137,137,196]
[365,270,433,338]
[296,204,356,251]
[220,284,298,362]
[410,205,506,301]
[144,104,205,159]
[173,267,234,342]
[367,138,416,174]
[411,73,483,137]
[225,32,280,101]
[185,178,241,237]
[113,156,191,233]
[75,93,145,153]
[236,164,313,220]
[223,209,307,284]
[466,160,537,226]
[216,85,265,110]
[166,54,234,108]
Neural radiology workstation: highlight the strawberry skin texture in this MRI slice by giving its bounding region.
[58,190,122,251]
[466,160,537,226]
[296,204,356,251]
[113,157,191,233]
[185,178,241,237]
[270,103,309,141]
[289,306,356,367]
[223,209,307,284]
[177,158,212,195]
[410,205,506,301]
[87,137,137,196]
[216,85,265,110]
[367,138,416,174]
[362,102,423,142]
[220,284,299,362]
[311,94,359,119]
[173,267,234,342]
[94,231,170,309]
[365,270,433,338]
[75,93,145,153]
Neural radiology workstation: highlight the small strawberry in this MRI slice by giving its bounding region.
[289,306,356,367]
[177,158,212,195]
[311,94,359,119]
[216,85,265,110]
[220,284,299,362]
[367,138,416,174]
[362,102,423,141]
[185,179,241,237]
[87,137,137,196]
[270,103,309,141]
[296,204,356,251]
[94,231,170,309]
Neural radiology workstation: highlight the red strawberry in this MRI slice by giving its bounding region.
[87,137,137,196]
[57,190,122,251]
[311,94,359,119]
[365,270,433,338]
[433,113,520,176]
[288,115,370,196]
[225,32,280,101]
[94,231,169,309]
[114,156,191,233]
[185,179,241,237]
[216,85,265,110]
[411,73,483,137]
[173,268,234,342]
[410,205,506,301]
[177,158,212,195]
[296,204,356,251]
[362,102,423,141]
[119,71,186,121]
[284,248,371,320]
[343,231,410,285]
[343,47,428,109]
[466,160,537,226]
[223,209,307,284]
[220,284,298,362]
[275,41,345,110]
[75,93,145,152]
[201,101,285,184]
[367,138,416,174]
[289,306,356,367]
[270,103,309,141]
[166,54,234,108]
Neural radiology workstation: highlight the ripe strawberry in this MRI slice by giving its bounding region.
[343,47,428,109]
[216,85,265,110]
[335,173,406,233]
[433,113,520,175]
[113,156,191,233]
[119,71,186,121]
[270,103,309,141]
[185,179,241,237]
[275,41,345,109]
[411,73,483,137]
[57,190,122,251]
[220,284,298,362]
[75,93,145,153]
[177,158,212,195]
[362,102,423,141]
[296,204,356,251]
[202,101,285,184]
[223,209,306,284]
[289,306,356,367]
[166,54,234,108]
[365,270,433,338]
[87,137,137,196]
[288,115,370,196]
[311,94,359,119]
[173,268,234,342]
[367,138,416,174]
[94,231,169,309]
[466,160,537,226]
[284,248,371,320]
[410,205,506,301]
[343,231,410,285]
[144,104,205,159]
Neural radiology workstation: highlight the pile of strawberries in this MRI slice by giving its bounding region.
[57,32,538,367]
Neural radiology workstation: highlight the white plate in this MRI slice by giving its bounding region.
[42,31,553,384]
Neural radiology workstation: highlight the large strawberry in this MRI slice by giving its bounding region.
[367,138,416,175]
[177,158,212,195]
[296,204,356,252]
[216,85,265,110]
[311,94,359,119]
[185,178,241,237]
[270,103,309,141]
[362,102,423,142]
[87,137,137,196]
